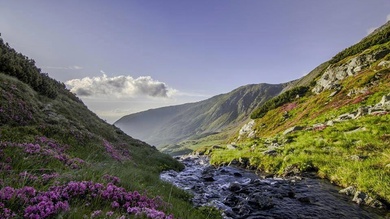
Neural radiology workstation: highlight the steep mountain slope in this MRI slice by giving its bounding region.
[115,83,286,147]
[205,21,390,208]
[0,37,220,219]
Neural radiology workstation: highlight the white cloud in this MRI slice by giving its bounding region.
[387,14,390,22]
[65,74,177,98]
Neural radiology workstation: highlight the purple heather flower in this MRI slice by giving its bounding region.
[91,210,102,218]
[111,201,120,208]
[106,211,114,217]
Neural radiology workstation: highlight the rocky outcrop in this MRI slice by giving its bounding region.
[339,186,384,208]
[238,120,256,139]
[312,48,390,94]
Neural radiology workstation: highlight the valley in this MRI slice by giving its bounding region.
[1,11,390,219]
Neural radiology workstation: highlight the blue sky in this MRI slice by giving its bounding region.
[1,1,390,123]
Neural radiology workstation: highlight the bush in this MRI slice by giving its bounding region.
[0,36,59,98]
[251,86,309,119]
[329,24,390,64]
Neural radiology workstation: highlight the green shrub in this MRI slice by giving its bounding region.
[251,86,309,119]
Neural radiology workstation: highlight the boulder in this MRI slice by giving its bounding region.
[355,106,369,118]
[378,60,390,67]
[233,172,243,177]
[247,192,275,210]
[339,186,356,196]
[369,107,388,115]
[379,93,390,106]
[352,191,384,208]
[201,166,215,181]
[340,186,385,208]
[283,164,301,177]
[326,120,335,126]
[238,120,255,139]
[283,126,304,135]
[336,113,356,121]
[227,144,238,150]
[297,196,311,203]
[349,155,367,161]
[329,90,339,97]
[228,183,242,193]
[263,149,277,156]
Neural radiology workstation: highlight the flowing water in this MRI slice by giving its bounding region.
[160,155,388,219]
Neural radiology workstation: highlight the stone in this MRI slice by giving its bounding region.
[283,164,301,177]
[352,191,368,205]
[329,90,339,97]
[337,113,356,121]
[248,193,275,210]
[227,144,238,150]
[349,155,367,161]
[378,60,390,67]
[355,106,369,118]
[369,108,388,115]
[263,149,277,156]
[239,120,255,138]
[351,191,385,208]
[233,172,243,177]
[202,175,215,182]
[297,196,311,203]
[228,183,242,193]
[379,93,390,106]
[326,120,335,126]
[283,126,304,135]
[339,186,357,196]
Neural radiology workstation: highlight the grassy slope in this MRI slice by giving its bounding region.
[0,73,220,217]
[115,83,285,148]
[204,39,390,204]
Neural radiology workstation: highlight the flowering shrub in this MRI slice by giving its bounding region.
[281,102,298,112]
[0,84,34,126]
[103,140,131,162]
[103,174,121,185]
[0,181,174,219]
[0,137,85,169]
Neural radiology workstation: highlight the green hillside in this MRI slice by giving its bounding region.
[202,22,390,206]
[0,37,220,218]
[115,83,286,150]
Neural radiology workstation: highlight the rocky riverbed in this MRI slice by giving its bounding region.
[160,155,388,219]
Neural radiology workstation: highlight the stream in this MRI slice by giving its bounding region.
[160,155,388,219]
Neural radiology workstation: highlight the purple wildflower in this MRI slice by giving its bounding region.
[91,210,102,218]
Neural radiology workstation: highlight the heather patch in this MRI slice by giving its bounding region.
[0,181,174,219]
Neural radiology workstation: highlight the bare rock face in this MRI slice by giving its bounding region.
[312,48,390,94]
[238,119,256,139]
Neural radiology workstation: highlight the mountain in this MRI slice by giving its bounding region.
[204,21,390,208]
[0,36,220,219]
[115,83,286,148]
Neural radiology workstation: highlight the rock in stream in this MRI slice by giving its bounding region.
[160,155,388,219]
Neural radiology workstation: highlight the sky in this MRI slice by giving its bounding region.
[1,1,390,123]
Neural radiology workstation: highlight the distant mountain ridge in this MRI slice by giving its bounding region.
[114,83,286,147]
